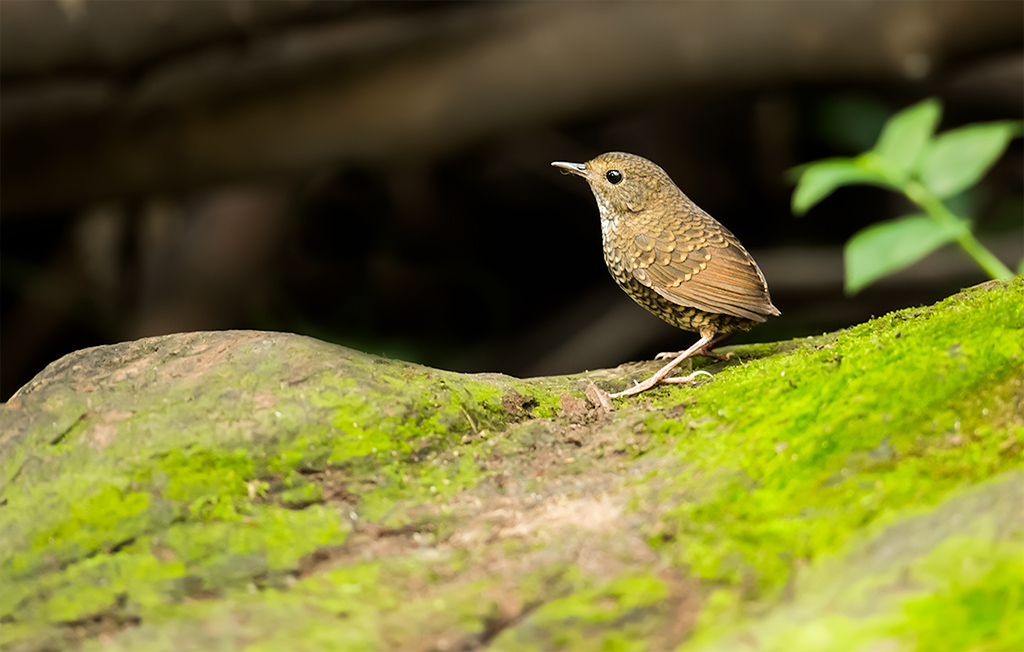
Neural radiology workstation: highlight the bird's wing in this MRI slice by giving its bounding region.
[624,207,779,321]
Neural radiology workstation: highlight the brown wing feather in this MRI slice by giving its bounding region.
[626,207,779,321]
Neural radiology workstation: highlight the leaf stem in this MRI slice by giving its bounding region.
[904,183,1015,280]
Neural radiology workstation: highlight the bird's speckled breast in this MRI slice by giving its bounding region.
[601,214,756,336]
[607,261,756,335]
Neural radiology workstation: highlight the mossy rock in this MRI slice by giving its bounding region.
[1,278,1022,652]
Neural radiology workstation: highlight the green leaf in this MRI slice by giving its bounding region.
[919,121,1023,198]
[844,214,966,294]
[791,156,891,215]
[873,98,941,178]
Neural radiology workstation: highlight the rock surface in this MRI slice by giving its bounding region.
[1,278,1022,651]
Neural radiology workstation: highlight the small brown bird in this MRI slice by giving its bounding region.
[552,152,779,398]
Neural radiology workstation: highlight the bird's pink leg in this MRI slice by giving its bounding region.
[656,333,732,360]
[610,333,716,398]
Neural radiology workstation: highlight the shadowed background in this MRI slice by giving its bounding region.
[2,0,1022,400]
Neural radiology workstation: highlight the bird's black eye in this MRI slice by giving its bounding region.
[605,170,623,184]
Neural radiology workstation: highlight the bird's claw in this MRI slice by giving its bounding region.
[662,370,713,384]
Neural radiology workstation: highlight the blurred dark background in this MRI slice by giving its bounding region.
[2,0,1022,400]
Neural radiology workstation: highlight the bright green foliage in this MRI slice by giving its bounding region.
[789,157,892,214]
[872,97,941,178]
[921,121,1024,198]
[843,214,966,294]
[791,97,1021,293]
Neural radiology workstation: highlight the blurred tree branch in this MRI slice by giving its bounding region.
[1,0,1020,214]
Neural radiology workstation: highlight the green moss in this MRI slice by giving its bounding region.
[1,280,1019,651]
[142,448,256,518]
[6,504,348,627]
[0,622,49,651]
[155,504,347,576]
[708,535,1024,652]
[633,279,1023,608]
[19,547,186,623]
[0,327,578,650]
[899,538,1024,652]
[79,556,504,652]
[683,469,1024,652]
[357,454,487,525]
[279,481,323,508]
[543,574,669,622]
[491,573,671,651]
[2,480,162,584]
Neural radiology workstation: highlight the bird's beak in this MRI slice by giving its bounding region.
[551,161,588,178]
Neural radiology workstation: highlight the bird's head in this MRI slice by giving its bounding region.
[551,151,677,216]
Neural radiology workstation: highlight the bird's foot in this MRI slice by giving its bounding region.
[608,375,659,398]
[662,370,714,384]
[611,333,716,399]
[608,369,712,398]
